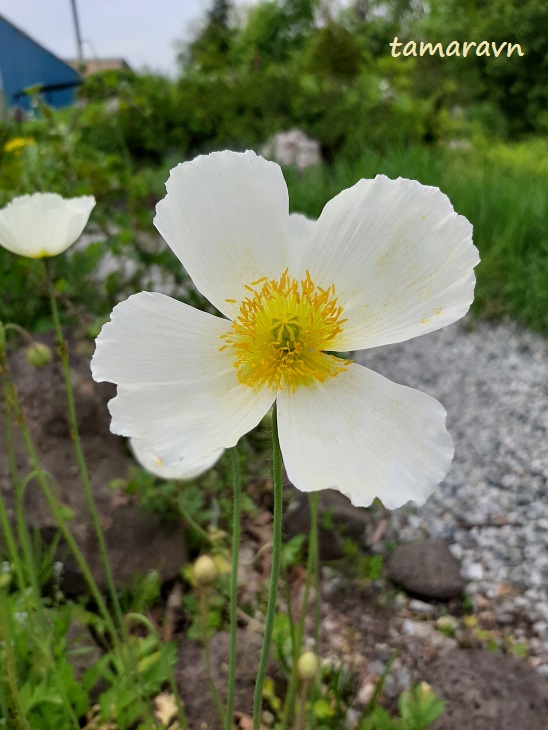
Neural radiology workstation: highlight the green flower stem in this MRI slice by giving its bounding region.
[3,360,155,726]
[301,493,319,648]
[294,680,310,730]
[43,263,156,724]
[13,459,44,620]
[3,350,47,627]
[309,492,320,650]
[253,403,283,730]
[11,477,75,724]
[283,572,296,657]
[226,446,241,730]
[4,377,46,623]
[3,323,33,345]
[177,491,215,547]
[0,407,25,593]
[199,587,226,727]
[280,492,319,730]
[124,613,188,730]
[3,359,80,730]
[0,589,32,730]
[3,371,114,632]
[0,490,23,590]
[43,260,124,632]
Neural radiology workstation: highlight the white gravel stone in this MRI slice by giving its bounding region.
[357,681,376,704]
[464,562,485,581]
[354,319,548,669]
[408,599,436,614]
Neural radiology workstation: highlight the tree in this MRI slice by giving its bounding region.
[231,0,320,69]
[181,0,235,72]
[418,0,548,136]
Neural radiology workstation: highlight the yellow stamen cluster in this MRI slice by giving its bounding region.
[220,270,350,391]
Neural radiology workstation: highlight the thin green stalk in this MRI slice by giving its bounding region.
[0,375,26,593]
[3,323,33,345]
[309,492,320,650]
[0,490,24,589]
[199,588,226,726]
[2,361,119,669]
[124,613,188,730]
[0,682,9,727]
[0,589,32,730]
[177,491,215,547]
[0,433,25,593]
[3,372,115,634]
[283,572,296,661]
[5,390,48,625]
[253,403,283,730]
[3,369,80,730]
[14,461,43,617]
[299,493,319,649]
[44,260,124,631]
[280,492,319,729]
[3,323,153,727]
[294,680,310,730]
[226,445,241,730]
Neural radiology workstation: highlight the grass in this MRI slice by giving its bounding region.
[285,140,548,334]
[1,134,547,336]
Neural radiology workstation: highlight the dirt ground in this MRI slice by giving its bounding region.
[1,330,547,729]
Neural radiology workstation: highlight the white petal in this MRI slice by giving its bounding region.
[277,363,453,509]
[289,212,315,245]
[0,193,95,258]
[91,291,276,463]
[298,176,479,350]
[288,212,315,271]
[130,438,223,481]
[154,151,290,319]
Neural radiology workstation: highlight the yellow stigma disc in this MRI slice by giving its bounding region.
[220,270,350,391]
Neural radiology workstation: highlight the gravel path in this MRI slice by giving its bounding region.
[353,318,548,670]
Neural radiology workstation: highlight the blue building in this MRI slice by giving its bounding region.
[0,14,81,111]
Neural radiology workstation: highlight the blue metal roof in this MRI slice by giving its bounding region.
[0,14,81,110]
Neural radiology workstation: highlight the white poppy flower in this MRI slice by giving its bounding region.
[92,150,479,509]
[130,437,223,481]
[0,192,95,258]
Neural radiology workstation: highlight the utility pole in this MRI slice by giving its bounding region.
[69,0,84,68]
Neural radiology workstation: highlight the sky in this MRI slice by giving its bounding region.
[0,0,216,77]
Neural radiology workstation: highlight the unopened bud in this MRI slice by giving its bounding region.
[418,681,434,699]
[296,650,320,681]
[26,342,52,368]
[58,504,75,522]
[194,555,218,587]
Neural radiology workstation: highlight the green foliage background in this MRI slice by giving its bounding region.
[1,0,547,334]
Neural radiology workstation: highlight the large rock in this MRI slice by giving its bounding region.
[0,330,187,596]
[387,538,464,600]
[261,129,321,172]
[284,486,377,560]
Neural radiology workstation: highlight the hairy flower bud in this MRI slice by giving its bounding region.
[418,681,434,699]
[194,554,218,587]
[296,650,320,681]
[26,342,52,368]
